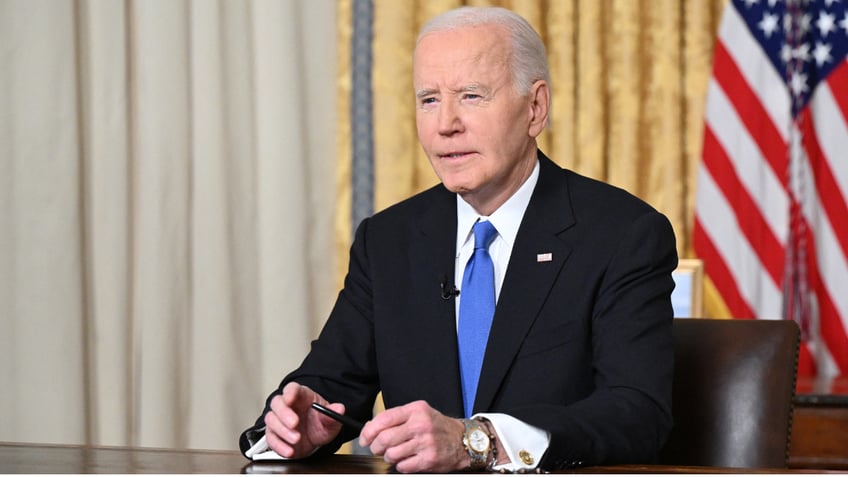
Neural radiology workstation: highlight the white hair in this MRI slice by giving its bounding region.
[416,6,551,96]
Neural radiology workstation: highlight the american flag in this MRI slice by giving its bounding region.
[694,0,848,386]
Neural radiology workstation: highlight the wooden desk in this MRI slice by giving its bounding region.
[1,442,845,474]
[790,391,848,470]
[0,442,250,474]
[0,442,396,474]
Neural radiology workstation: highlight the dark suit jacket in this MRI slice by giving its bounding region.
[241,152,677,469]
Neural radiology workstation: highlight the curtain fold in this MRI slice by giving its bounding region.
[76,0,133,446]
[0,0,338,450]
[0,0,89,445]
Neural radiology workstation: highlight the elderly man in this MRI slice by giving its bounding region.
[240,6,677,473]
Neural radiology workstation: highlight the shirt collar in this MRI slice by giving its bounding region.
[456,159,540,253]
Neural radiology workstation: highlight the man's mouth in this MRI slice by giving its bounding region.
[440,151,474,159]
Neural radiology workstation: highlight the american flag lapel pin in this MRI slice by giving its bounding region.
[537,252,553,263]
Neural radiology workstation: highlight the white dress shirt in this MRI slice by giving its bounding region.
[454,159,550,471]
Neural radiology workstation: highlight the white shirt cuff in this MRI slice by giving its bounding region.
[475,413,550,471]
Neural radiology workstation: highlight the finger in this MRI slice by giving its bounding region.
[264,424,296,458]
[264,403,301,444]
[380,435,418,465]
[269,395,302,432]
[310,402,350,434]
[395,454,427,474]
[360,405,410,445]
[365,417,415,456]
[281,382,312,407]
[392,439,447,475]
[392,435,459,474]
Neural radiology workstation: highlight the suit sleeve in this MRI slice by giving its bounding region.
[512,210,677,469]
[239,217,381,456]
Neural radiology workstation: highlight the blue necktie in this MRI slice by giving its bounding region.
[458,220,498,418]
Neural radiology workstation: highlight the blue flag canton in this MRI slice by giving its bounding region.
[734,0,848,112]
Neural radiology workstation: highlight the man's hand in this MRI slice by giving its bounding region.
[263,382,345,458]
[359,400,468,473]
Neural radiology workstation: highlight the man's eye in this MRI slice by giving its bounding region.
[463,93,481,100]
[420,97,436,105]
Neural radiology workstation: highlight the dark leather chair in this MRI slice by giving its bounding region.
[658,318,800,468]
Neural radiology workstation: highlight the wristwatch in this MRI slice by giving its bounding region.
[461,418,493,470]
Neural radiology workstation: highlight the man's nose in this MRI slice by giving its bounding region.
[437,101,463,135]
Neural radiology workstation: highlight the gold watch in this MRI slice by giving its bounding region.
[461,418,492,470]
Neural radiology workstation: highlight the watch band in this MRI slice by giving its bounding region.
[478,418,499,470]
[462,418,493,470]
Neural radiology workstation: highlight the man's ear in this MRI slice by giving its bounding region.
[527,80,550,138]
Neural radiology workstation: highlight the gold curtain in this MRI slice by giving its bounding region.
[337,0,729,315]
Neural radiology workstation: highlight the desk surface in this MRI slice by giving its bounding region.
[2,442,847,474]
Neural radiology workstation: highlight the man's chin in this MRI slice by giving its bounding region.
[442,182,472,196]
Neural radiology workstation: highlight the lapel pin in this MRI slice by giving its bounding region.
[537,252,552,263]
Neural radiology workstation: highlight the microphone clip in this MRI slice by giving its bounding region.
[440,276,460,300]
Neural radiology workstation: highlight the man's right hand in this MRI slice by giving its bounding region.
[263,382,345,458]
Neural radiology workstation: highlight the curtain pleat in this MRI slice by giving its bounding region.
[76,0,133,446]
[1,0,338,451]
[0,0,88,445]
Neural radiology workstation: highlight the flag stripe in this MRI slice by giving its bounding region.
[694,165,783,317]
[806,236,848,374]
[810,75,848,207]
[799,109,848,264]
[702,127,785,285]
[827,60,848,124]
[704,79,788,248]
[711,41,788,183]
[695,0,848,380]
[693,217,753,318]
[718,4,791,141]
[795,126,848,374]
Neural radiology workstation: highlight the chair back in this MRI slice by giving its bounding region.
[658,318,800,468]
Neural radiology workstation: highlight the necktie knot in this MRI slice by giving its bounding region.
[473,220,497,251]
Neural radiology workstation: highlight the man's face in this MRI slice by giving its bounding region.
[413,24,544,214]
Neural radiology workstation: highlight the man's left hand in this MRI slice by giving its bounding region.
[359,400,468,473]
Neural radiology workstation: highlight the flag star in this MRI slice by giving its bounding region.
[743,0,759,7]
[789,71,809,97]
[824,0,840,6]
[816,11,837,36]
[793,42,811,61]
[840,12,848,34]
[768,0,781,6]
[781,43,794,63]
[812,41,833,66]
[799,13,813,34]
[759,12,781,37]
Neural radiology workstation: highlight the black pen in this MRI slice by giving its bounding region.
[310,402,364,433]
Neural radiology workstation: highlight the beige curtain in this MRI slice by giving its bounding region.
[336,0,729,317]
[0,0,338,450]
[1,0,734,453]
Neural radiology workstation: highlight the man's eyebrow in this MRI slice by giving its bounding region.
[415,84,490,99]
[455,84,490,95]
[416,88,437,99]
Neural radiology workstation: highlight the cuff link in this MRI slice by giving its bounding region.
[518,449,535,466]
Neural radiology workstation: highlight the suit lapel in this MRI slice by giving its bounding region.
[411,187,465,416]
[474,155,576,413]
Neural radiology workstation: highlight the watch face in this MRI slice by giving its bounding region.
[468,428,490,453]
